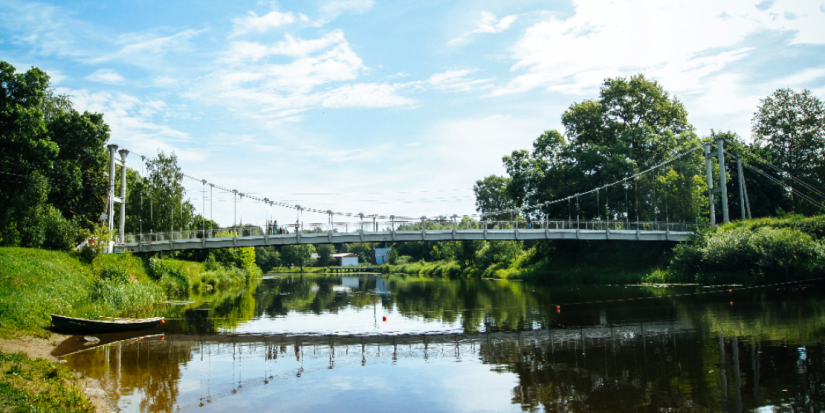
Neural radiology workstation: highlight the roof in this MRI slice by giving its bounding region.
[332,253,359,258]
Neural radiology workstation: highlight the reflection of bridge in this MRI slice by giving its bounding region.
[127,320,694,347]
[115,222,694,253]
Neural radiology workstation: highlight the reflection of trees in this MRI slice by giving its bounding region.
[67,340,195,413]
[481,330,825,412]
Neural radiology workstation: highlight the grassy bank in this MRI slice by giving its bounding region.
[0,247,256,338]
[665,215,825,284]
[0,351,93,412]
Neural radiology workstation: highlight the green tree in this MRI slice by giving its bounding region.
[752,88,825,214]
[0,62,109,249]
[280,244,316,270]
[495,74,703,224]
[315,244,336,266]
[473,175,513,220]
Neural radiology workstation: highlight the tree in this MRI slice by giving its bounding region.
[473,175,513,220]
[315,244,336,266]
[752,88,825,214]
[1,62,109,249]
[280,244,316,271]
[492,74,703,224]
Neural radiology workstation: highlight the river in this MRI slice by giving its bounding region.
[56,274,825,412]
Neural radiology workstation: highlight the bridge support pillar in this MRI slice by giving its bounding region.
[717,138,729,224]
[118,149,129,244]
[703,143,716,225]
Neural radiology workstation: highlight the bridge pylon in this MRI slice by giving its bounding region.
[704,138,730,225]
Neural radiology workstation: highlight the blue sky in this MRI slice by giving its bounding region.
[1,0,823,227]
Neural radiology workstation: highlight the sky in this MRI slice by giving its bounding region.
[1,0,824,228]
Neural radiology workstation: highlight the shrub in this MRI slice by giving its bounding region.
[670,226,825,283]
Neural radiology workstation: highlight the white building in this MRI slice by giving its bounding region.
[332,253,359,266]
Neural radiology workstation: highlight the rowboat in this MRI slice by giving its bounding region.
[50,314,164,334]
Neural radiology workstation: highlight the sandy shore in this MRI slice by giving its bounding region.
[0,334,118,413]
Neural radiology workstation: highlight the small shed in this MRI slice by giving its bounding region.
[332,253,359,266]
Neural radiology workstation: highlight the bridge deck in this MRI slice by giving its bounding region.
[116,228,693,253]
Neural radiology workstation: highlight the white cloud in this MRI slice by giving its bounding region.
[91,29,204,64]
[85,68,124,83]
[222,31,347,63]
[449,11,519,46]
[193,29,414,119]
[424,69,493,91]
[492,0,825,98]
[319,0,374,23]
[322,83,415,108]
[230,10,296,37]
[56,88,202,161]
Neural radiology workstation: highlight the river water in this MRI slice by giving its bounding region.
[57,274,825,412]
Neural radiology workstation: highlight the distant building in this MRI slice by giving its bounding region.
[332,253,359,266]
[374,248,392,265]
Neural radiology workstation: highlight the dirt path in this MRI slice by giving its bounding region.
[0,334,118,413]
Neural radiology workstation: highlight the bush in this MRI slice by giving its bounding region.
[670,226,825,283]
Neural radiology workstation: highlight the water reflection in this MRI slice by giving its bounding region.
[59,276,825,412]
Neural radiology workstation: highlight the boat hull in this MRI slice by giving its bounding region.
[51,314,163,334]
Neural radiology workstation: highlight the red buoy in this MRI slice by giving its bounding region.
[728,289,733,293]
[556,305,561,311]
[160,319,165,324]
[382,316,387,322]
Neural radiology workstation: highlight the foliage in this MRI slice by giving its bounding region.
[0,62,110,252]
[208,230,258,273]
[254,246,281,273]
[752,88,825,215]
[0,351,93,412]
[280,244,316,267]
[670,222,825,283]
[315,243,336,266]
[483,74,704,225]
[473,175,513,218]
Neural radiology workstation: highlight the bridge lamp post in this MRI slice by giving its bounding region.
[296,205,302,232]
[420,216,427,231]
[327,210,333,228]
[390,215,395,232]
[451,214,458,230]
[263,198,270,233]
[358,213,364,233]
[232,190,238,226]
[372,214,377,232]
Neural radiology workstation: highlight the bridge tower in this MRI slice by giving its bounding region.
[703,138,730,225]
[105,145,129,250]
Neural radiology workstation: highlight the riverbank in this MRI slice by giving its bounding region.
[0,247,259,411]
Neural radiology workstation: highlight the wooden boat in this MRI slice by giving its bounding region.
[50,314,164,334]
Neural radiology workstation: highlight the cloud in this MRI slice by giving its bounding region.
[84,68,124,83]
[322,83,415,108]
[192,29,414,120]
[222,31,347,63]
[423,69,493,91]
[449,11,518,46]
[756,0,776,11]
[319,0,374,23]
[491,0,825,98]
[230,10,296,37]
[90,29,204,64]
[56,88,202,161]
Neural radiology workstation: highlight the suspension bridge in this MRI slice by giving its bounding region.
[93,137,818,253]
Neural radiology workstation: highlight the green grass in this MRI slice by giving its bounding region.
[0,351,93,412]
[0,248,165,338]
[0,247,260,338]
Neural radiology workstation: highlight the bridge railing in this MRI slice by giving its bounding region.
[118,220,697,245]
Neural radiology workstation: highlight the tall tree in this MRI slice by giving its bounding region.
[496,74,704,224]
[473,175,513,220]
[752,88,825,214]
